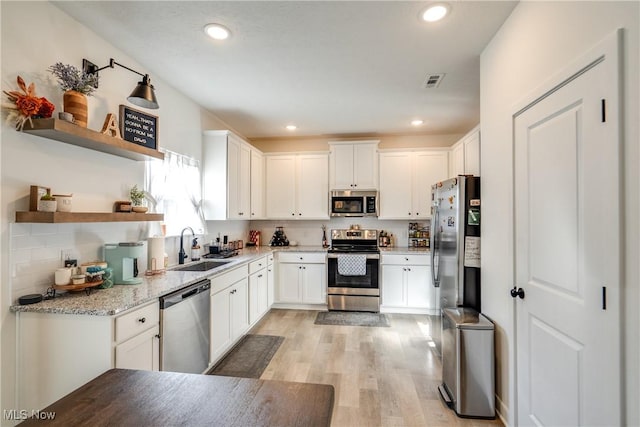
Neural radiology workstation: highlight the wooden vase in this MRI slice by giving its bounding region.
[63,90,88,127]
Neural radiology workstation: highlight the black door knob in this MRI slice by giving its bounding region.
[510,287,525,299]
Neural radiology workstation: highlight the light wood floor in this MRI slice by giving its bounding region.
[250,309,503,427]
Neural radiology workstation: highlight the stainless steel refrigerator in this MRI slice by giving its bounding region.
[431,175,493,419]
[430,175,481,354]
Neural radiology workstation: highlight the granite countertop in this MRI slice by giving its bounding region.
[10,246,278,317]
[379,247,431,254]
[10,245,426,316]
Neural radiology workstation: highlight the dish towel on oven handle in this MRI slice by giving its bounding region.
[337,254,367,276]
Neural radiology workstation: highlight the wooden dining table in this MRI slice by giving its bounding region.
[20,369,335,426]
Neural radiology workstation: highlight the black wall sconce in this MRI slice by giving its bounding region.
[83,58,159,109]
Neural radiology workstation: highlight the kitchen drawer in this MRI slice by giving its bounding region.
[115,301,159,344]
[210,265,248,294]
[267,254,274,265]
[381,254,430,266]
[249,256,268,274]
[278,252,326,264]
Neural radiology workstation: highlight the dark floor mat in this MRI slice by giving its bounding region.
[314,311,390,327]
[208,334,284,379]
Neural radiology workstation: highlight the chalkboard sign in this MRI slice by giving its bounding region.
[119,105,158,149]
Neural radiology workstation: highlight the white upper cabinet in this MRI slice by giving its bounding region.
[449,125,480,177]
[265,153,329,219]
[329,140,379,190]
[379,149,448,219]
[250,149,264,219]
[203,130,262,220]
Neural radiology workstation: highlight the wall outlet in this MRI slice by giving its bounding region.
[61,249,73,261]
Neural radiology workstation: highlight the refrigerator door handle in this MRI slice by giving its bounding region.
[431,205,440,287]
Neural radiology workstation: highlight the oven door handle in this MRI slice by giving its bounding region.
[327,253,380,260]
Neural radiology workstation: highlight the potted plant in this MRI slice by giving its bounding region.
[129,185,147,213]
[48,63,99,128]
[38,191,57,212]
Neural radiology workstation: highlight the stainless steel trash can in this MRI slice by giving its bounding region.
[438,307,495,418]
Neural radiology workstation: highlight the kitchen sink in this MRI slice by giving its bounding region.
[173,260,232,272]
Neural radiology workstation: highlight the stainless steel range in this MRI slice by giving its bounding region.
[327,228,380,312]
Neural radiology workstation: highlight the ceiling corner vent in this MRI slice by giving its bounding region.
[423,73,445,89]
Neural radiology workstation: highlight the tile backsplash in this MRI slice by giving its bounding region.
[9,222,150,303]
[9,217,427,303]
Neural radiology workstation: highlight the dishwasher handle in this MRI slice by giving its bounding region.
[160,279,211,309]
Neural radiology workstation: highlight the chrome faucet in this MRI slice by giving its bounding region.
[178,227,195,264]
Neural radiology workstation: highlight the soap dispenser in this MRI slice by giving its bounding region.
[191,237,201,261]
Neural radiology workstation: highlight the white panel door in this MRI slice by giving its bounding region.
[353,143,378,189]
[379,152,412,219]
[210,289,231,362]
[226,139,241,218]
[296,154,328,219]
[412,151,448,218]
[301,264,326,304]
[514,37,620,426]
[406,266,431,309]
[381,265,405,306]
[265,155,296,218]
[115,325,159,371]
[451,143,465,177]
[238,144,251,218]
[278,263,301,302]
[230,279,249,339]
[463,131,480,176]
[332,144,355,189]
[250,149,264,219]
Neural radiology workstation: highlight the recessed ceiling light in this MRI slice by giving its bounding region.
[286,125,297,131]
[421,3,451,22]
[204,23,231,40]
[411,120,424,126]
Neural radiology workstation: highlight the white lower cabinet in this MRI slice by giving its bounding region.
[276,252,327,306]
[209,265,250,364]
[114,301,160,371]
[381,254,436,314]
[267,254,275,307]
[16,300,159,413]
[114,324,160,371]
[249,256,270,325]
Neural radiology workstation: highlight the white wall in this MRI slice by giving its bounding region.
[480,2,639,425]
[0,2,216,419]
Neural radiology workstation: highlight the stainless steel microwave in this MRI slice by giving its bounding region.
[330,191,378,217]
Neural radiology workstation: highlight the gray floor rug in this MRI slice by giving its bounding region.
[209,334,284,379]
[315,311,390,327]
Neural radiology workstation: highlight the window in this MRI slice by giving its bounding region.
[146,149,206,237]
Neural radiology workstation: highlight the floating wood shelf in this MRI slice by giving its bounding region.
[16,211,164,224]
[22,118,164,161]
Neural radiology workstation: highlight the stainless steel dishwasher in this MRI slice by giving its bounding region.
[159,278,211,374]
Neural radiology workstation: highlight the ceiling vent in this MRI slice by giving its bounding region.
[423,73,445,89]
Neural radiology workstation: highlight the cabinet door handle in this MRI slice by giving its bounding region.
[155,334,161,339]
[258,274,263,278]
[138,317,146,324]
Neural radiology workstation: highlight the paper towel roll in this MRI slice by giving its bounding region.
[148,236,165,271]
